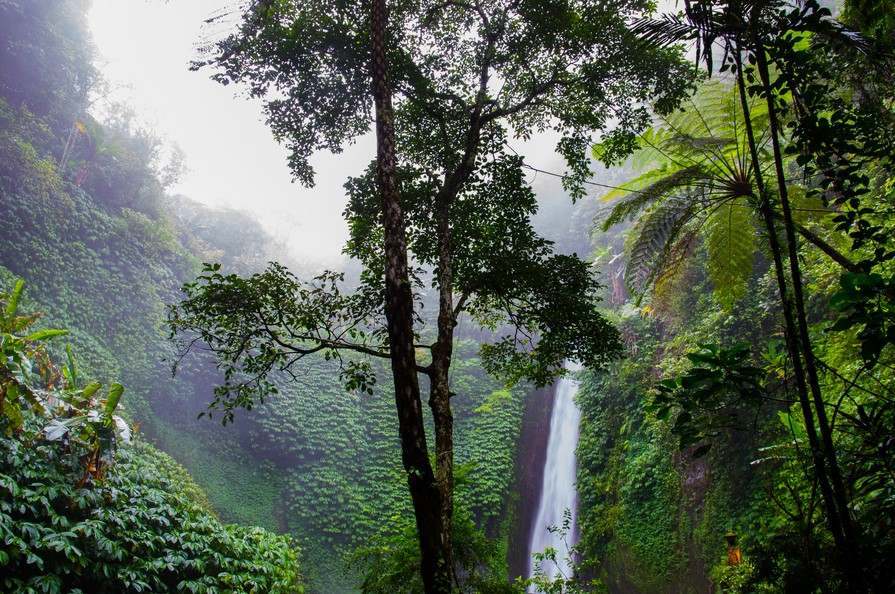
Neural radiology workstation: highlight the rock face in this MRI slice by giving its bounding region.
[507,385,556,582]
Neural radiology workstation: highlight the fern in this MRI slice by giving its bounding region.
[624,195,697,301]
[600,165,705,230]
[704,198,757,310]
[652,230,699,314]
[594,78,778,310]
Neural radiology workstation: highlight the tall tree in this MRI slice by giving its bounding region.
[173,0,693,590]
[368,0,447,590]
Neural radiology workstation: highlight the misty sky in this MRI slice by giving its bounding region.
[87,0,572,266]
[88,0,373,266]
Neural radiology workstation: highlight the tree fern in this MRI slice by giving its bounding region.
[594,78,777,310]
[624,195,697,301]
[599,165,704,229]
[704,198,757,309]
[596,76,844,311]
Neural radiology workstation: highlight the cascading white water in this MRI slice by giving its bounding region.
[527,363,582,589]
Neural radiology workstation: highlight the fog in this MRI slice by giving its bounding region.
[89,0,371,267]
[88,0,582,268]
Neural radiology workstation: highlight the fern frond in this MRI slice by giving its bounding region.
[704,198,756,310]
[629,126,682,170]
[652,231,699,317]
[624,195,697,298]
[593,126,679,170]
[600,166,704,230]
[630,14,696,48]
[664,79,738,133]
[664,135,732,161]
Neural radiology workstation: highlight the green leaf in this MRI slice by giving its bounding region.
[4,279,24,320]
[44,420,69,441]
[624,195,696,298]
[81,381,101,399]
[105,384,124,417]
[704,198,756,310]
[22,329,69,342]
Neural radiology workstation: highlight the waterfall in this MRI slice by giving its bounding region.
[527,363,582,589]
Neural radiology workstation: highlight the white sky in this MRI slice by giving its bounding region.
[87,0,570,267]
[88,0,372,266]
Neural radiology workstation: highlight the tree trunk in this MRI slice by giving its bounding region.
[752,44,864,591]
[431,187,455,583]
[369,1,450,592]
[734,47,846,556]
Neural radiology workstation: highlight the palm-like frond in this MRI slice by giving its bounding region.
[599,165,704,230]
[630,0,784,73]
[630,13,698,48]
[598,78,770,308]
[704,197,756,309]
[652,230,700,313]
[624,195,697,300]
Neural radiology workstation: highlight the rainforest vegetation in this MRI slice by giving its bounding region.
[2,0,894,593]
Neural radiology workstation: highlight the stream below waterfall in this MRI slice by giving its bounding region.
[527,363,582,588]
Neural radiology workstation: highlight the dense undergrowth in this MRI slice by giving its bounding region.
[578,241,894,592]
[0,281,304,593]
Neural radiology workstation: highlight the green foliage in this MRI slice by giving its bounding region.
[523,510,606,594]
[649,343,766,457]
[460,387,526,528]
[0,98,64,200]
[353,499,520,594]
[704,200,756,309]
[709,560,762,594]
[576,362,689,591]
[576,257,780,590]
[255,350,527,592]
[0,281,304,594]
[593,80,774,309]
[0,0,97,122]
[168,262,386,423]
[584,3,895,589]
[202,0,694,192]
[829,270,895,367]
[621,196,696,301]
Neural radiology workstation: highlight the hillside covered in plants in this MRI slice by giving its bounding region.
[0,1,534,592]
[2,0,895,593]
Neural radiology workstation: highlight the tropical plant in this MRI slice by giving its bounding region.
[595,79,858,310]
[0,98,64,200]
[0,280,304,593]
[648,343,767,457]
[595,80,765,309]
